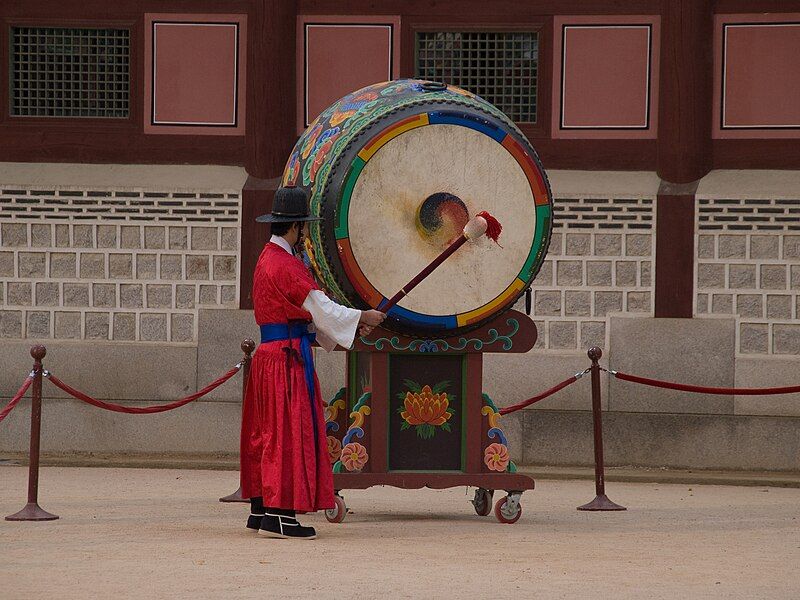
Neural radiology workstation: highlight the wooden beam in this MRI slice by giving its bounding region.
[239,1,298,306]
[656,0,713,184]
[246,0,297,179]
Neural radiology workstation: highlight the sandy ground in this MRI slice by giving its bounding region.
[1,467,798,600]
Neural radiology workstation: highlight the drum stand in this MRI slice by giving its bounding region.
[324,309,537,524]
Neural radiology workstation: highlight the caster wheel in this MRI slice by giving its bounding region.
[471,488,494,516]
[325,495,347,523]
[494,495,522,524]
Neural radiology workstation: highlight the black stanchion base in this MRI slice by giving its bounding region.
[219,486,248,503]
[577,494,626,511]
[5,502,59,521]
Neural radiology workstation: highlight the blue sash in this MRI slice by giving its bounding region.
[260,323,318,437]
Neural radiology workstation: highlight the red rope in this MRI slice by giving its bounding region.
[45,365,241,414]
[613,371,800,395]
[499,375,580,415]
[0,376,34,424]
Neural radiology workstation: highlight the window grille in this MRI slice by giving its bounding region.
[415,31,538,123]
[11,27,130,118]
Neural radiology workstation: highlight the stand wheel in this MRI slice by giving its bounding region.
[325,495,347,523]
[471,488,494,516]
[494,494,523,524]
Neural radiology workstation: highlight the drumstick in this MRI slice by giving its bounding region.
[380,211,502,314]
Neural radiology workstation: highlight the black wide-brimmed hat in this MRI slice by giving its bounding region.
[255,186,323,223]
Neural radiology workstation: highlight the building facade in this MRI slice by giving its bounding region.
[1,1,798,470]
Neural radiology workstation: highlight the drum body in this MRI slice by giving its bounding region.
[283,79,553,337]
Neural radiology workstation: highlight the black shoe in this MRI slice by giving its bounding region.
[247,496,265,531]
[258,513,317,540]
[247,512,265,531]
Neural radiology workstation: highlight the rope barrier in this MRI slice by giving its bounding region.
[499,370,587,415]
[0,374,34,424]
[610,370,800,395]
[43,364,242,414]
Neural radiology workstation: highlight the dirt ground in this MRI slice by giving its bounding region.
[1,466,798,599]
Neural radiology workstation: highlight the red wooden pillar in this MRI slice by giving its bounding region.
[240,0,298,309]
[654,0,713,317]
[368,353,389,473]
[465,353,483,473]
[655,182,697,318]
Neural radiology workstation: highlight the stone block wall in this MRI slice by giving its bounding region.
[529,195,655,350]
[695,189,800,355]
[0,165,245,343]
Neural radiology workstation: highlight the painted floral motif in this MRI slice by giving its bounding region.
[284,151,300,186]
[324,388,346,433]
[329,90,380,126]
[341,442,369,472]
[484,442,510,472]
[327,435,342,464]
[361,319,520,352]
[398,380,455,440]
[302,127,341,185]
[300,122,323,160]
[481,393,517,473]
[332,392,371,474]
[302,237,321,276]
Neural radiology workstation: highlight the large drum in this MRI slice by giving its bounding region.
[283,79,553,337]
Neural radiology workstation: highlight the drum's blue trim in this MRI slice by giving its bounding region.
[381,303,457,330]
[427,111,506,143]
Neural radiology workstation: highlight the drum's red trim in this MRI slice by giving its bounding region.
[358,113,429,162]
[337,238,384,308]
[500,135,550,206]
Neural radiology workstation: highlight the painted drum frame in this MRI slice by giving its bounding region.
[282,79,553,337]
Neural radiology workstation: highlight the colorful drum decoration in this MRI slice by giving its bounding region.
[283,79,553,336]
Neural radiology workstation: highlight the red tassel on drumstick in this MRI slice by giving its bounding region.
[379,211,503,314]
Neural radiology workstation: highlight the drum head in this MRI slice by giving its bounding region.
[283,80,553,337]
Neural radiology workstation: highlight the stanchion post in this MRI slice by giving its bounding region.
[6,345,58,521]
[577,346,626,512]
[220,338,255,503]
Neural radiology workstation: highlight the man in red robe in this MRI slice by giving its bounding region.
[241,186,385,539]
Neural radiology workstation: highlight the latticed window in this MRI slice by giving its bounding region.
[10,27,130,118]
[415,31,538,123]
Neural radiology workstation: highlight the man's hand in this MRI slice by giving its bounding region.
[358,309,386,338]
[360,309,386,327]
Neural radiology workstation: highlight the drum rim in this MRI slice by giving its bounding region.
[334,110,552,331]
[285,80,554,337]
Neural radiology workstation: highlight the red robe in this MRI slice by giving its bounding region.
[240,242,335,511]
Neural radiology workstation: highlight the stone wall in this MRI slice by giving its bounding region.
[695,171,800,356]
[0,164,247,343]
[528,171,657,350]
[1,168,798,472]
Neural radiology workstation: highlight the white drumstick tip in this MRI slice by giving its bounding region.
[463,215,488,241]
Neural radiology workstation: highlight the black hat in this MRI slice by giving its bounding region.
[255,186,323,223]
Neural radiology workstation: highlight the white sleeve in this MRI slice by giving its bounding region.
[302,289,361,352]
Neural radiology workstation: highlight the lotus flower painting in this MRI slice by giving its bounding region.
[397,380,456,440]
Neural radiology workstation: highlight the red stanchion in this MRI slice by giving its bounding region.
[499,373,584,415]
[6,345,58,522]
[3,343,249,521]
[219,338,255,503]
[45,365,242,414]
[577,347,625,512]
[612,371,800,395]
[0,376,33,425]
